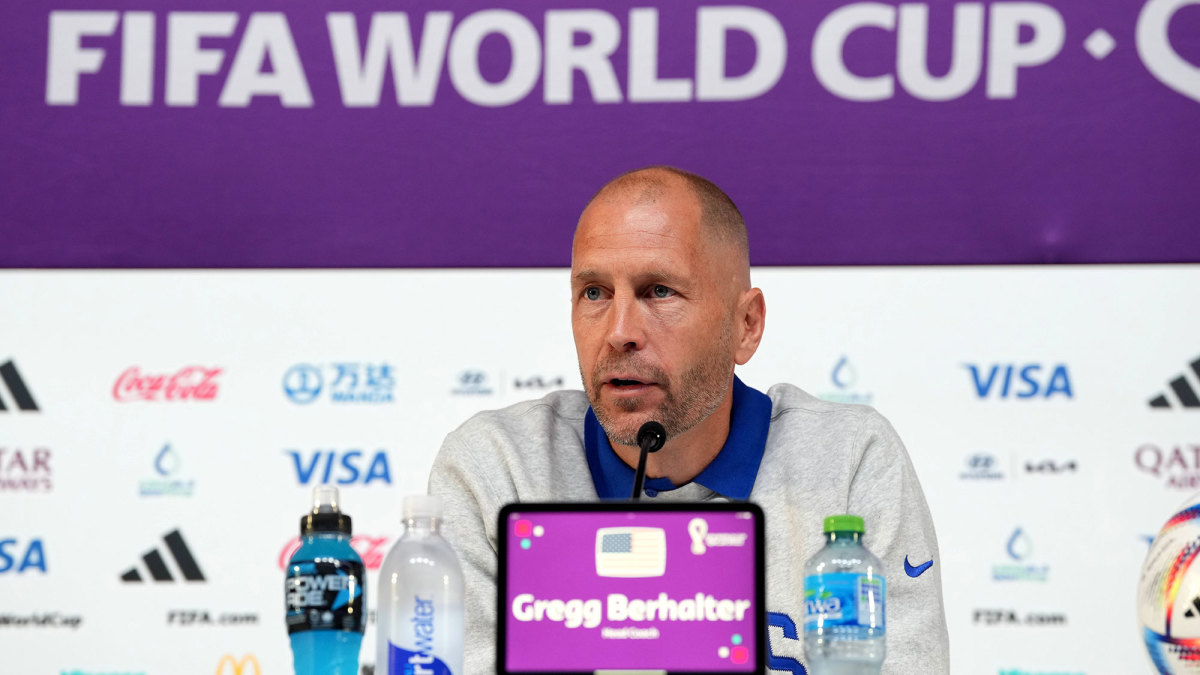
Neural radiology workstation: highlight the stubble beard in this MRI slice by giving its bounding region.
[583,322,735,446]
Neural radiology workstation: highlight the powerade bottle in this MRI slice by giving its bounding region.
[286,486,366,675]
[803,514,886,675]
[377,494,464,675]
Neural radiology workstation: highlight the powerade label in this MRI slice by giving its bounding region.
[388,643,453,675]
[285,559,365,634]
[803,572,885,631]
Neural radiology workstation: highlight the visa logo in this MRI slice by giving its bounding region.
[964,364,1073,399]
[0,538,47,573]
[286,450,392,485]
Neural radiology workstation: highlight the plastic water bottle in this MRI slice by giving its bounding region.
[286,486,365,675]
[377,494,464,675]
[803,514,886,675]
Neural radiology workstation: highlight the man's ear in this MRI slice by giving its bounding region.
[734,288,765,366]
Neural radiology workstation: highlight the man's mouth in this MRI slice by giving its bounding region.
[607,377,653,388]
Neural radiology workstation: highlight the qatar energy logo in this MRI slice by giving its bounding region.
[992,527,1049,582]
[820,356,873,405]
[140,444,195,497]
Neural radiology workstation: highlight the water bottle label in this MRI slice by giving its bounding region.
[388,642,454,675]
[803,572,885,630]
[285,559,365,635]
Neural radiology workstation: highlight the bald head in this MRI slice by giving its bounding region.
[569,166,767,457]
[581,166,750,273]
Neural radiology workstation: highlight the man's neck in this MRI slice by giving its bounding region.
[609,385,735,486]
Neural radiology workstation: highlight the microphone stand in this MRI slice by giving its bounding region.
[630,421,666,501]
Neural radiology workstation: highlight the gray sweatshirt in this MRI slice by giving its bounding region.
[428,380,949,674]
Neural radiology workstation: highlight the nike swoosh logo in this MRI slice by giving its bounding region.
[904,555,933,578]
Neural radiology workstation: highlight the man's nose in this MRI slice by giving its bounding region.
[605,294,645,352]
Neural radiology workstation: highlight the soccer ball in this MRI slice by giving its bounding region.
[1140,494,1200,673]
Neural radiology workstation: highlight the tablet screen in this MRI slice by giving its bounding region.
[498,503,765,675]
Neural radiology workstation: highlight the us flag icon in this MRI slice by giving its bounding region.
[595,527,667,578]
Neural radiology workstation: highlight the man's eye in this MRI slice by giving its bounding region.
[651,285,675,298]
[584,287,603,301]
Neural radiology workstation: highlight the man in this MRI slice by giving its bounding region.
[429,166,949,674]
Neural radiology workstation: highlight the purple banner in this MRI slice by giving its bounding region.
[2,0,1198,267]
[503,510,759,672]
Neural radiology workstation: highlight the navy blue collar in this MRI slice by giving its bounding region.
[584,376,772,500]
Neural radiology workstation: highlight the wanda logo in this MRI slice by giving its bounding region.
[278,535,389,570]
[113,366,222,402]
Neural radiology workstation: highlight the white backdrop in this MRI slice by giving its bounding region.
[2,266,1198,675]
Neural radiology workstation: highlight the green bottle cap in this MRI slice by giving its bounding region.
[823,514,865,534]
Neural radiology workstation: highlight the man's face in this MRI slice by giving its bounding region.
[571,184,738,446]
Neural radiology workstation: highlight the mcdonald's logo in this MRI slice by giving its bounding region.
[215,654,260,675]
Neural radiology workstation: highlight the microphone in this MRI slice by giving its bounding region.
[630,421,667,501]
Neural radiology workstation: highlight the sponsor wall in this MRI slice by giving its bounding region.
[2,267,1199,675]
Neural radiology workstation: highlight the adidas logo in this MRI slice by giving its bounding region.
[0,360,38,412]
[120,529,205,582]
[1149,356,1200,409]
[1186,596,1200,619]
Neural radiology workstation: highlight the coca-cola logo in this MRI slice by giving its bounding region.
[113,366,223,402]
[278,535,390,571]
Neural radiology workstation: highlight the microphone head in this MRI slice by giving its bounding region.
[637,421,667,454]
